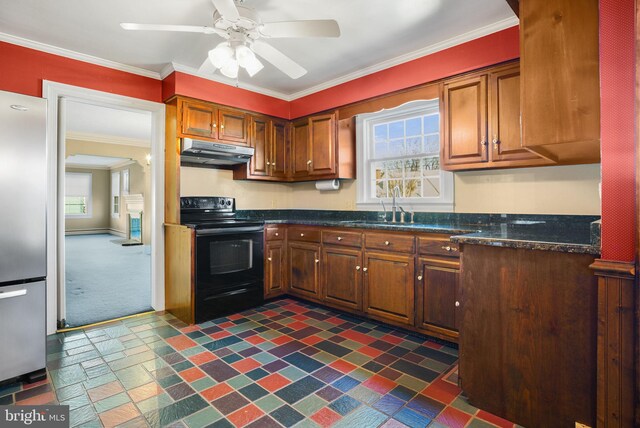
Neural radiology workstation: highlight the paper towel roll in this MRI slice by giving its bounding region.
[315,179,340,191]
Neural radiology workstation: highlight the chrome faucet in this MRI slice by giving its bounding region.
[391,186,401,223]
[379,200,388,222]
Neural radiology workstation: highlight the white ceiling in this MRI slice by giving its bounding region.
[0,0,517,99]
[65,154,132,168]
[66,101,152,146]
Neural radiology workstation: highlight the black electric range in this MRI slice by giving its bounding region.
[180,197,264,323]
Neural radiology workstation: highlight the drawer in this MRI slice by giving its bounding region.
[322,230,362,247]
[418,236,460,258]
[288,226,321,243]
[266,226,286,241]
[365,232,415,253]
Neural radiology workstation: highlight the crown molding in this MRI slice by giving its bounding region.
[165,62,292,101]
[0,32,161,80]
[66,131,151,147]
[286,17,519,100]
[65,163,111,170]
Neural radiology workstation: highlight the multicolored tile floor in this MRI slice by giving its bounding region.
[0,298,519,428]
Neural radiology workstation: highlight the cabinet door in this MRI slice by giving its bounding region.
[181,100,216,139]
[309,113,336,176]
[291,119,310,178]
[218,108,248,144]
[489,66,542,163]
[271,119,288,178]
[443,75,488,166]
[322,246,362,311]
[363,251,414,325]
[249,116,269,177]
[288,241,321,299]
[265,241,285,298]
[416,258,459,332]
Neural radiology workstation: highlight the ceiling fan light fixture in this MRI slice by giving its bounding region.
[208,42,234,69]
[220,58,239,78]
[235,44,255,68]
[244,56,264,77]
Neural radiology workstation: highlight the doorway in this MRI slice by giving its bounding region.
[44,82,165,334]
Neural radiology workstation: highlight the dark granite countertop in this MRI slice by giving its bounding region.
[237,209,601,255]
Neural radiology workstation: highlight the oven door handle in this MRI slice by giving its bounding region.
[196,226,265,236]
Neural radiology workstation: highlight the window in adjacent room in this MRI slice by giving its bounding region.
[111,171,120,217]
[356,99,453,211]
[65,172,92,218]
[121,169,129,196]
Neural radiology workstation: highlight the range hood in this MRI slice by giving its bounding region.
[180,138,254,166]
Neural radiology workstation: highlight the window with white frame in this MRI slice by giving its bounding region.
[356,99,453,211]
[111,171,120,217]
[121,169,130,196]
[65,172,92,218]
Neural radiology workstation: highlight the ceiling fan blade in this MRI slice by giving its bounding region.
[120,23,226,37]
[251,40,307,79]
[260,20,340,38]
[198,57,216,74]
[211,0,240,22]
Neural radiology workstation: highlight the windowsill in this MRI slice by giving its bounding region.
[356,202,454,212]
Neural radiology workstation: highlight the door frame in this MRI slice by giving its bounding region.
[43,81,165,334]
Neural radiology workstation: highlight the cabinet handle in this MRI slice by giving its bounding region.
[493,136,500,150]
[213,123,217,128]
[275,232,279,237]
[267,257,272,262]
[481,138,487,151]
[455,301,460,307]
[220,124,225,129]
[355,266,360,270]
[300,233,304,237]
[337,237,343,241]
[384,241,390,246]
[362,267,368,272]
[315,259,320,263]
[266,161,271,166]
[417,275,423,281]
[307,160,312,165]
[442,245,452,252]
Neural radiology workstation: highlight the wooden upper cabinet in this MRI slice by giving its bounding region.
[309,113,336,176]
[443,75,488,166]
[179,98,248,145]
[520,0,600,164]
[181,100,216,139]
[489,64,547,164]
[291,119,311,178]
[270,119,288,178]
[218,108,248,144]
[249,115,269,177]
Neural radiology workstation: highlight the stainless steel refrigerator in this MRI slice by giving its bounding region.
[0,90,47,383]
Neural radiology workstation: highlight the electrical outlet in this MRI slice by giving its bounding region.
[575,423,591,428]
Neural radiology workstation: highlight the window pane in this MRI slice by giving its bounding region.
[423,177,441,197]
[405,117,421,136]
[423,156,440,172]
[388,179,403,196]
[406,137,422,155]
[389,121,404,139]
[385,160,404,178]
[424,134,440,154]
[389,139,405,156]
[375,180,387,198]
[65,196,87,215]
[404,159,421,178]
[423,114,439,134]
[374,124,387,142]
[375,142,389,158]
[404,179,422,197]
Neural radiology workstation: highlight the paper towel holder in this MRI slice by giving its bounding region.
[315,179,340,191]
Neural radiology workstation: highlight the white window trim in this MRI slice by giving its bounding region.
[122,169,130,196]
[111,171,120,218]
[356,99,454,211]
[64,172,92,218]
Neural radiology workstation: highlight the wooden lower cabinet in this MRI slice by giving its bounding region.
[363,251,415,325]
[416,257,460,333]
[321,246,362,311]
[288,241,321,300]
[265,241,286,298]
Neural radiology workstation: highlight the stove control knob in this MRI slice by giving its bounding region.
[226,200,232,206]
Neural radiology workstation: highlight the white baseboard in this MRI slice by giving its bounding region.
[109,229,127,238]
[65,228,110,236]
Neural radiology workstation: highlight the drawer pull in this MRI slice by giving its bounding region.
[275,232,279,237]
[0,289,27,300]
[267,257,272,262]
[417,275,423,281]
[455,301,460,307]
[315,259,320,263]
[355,265,360,271]
[337,236,343,241]
[384,241,390,246]
[362,267,368,272]
[300,233,304,237]
[442,245,452,252]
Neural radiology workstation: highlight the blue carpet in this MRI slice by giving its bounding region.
[65,234,152,327]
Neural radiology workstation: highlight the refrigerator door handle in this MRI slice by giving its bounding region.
[0,289,27,300]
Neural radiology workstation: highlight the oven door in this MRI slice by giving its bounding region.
[194,226,264,322]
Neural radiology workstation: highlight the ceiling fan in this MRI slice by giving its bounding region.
[120,0,341,79]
